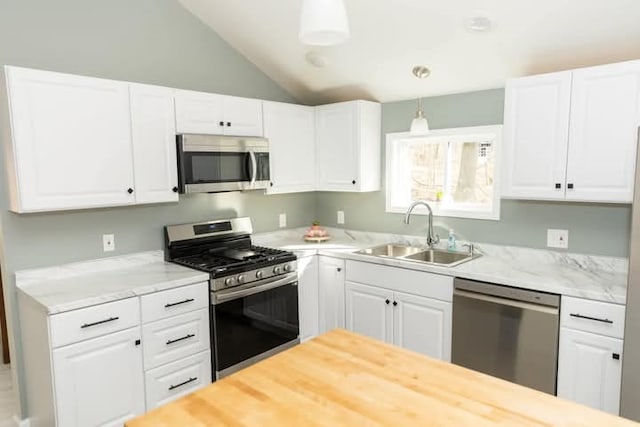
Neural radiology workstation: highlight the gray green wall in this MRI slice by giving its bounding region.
[0,0,315,417]
[317,89,632,258]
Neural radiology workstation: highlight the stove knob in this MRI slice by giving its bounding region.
[283,264,291,272]
[224,277,235,287]
[237,274,245,284]
[255,270,263,279]
[273,266,282,275]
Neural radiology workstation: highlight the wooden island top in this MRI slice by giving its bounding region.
[127,329,638,427]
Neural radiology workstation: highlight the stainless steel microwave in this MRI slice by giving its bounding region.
[176,134,270,193]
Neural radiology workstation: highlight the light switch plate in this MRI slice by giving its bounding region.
[547,229,568,249]
[279,213,287,228]
[337,211,345,225]
[103,234,115,252]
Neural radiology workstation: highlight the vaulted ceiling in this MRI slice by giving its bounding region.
[178,0,640,105]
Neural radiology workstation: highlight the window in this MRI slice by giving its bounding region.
[386,125,501,220]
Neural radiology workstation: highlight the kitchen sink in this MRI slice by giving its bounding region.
[356,243,478,267]
[356,244,424,258]
[404,249,475,267]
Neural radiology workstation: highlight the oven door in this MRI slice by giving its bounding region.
[177,134,270,193]
[211,273,300,379]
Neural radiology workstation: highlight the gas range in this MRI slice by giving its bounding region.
[164,217,300,380]
[165,217,297,292]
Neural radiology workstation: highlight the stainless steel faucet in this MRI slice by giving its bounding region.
[403,200,440,248]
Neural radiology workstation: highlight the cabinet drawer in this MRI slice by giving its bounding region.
[145,350,211,410]
[141,282,209,323]
[50,297,140,348]
[142,308,210,369]
[345,260,453,302]
[561,296,625,338]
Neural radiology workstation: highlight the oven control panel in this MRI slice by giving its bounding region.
[211,261,297,292]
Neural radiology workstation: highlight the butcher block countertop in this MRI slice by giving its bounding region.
[127,329,638,427]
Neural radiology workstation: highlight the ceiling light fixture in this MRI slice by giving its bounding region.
[410,66,431,136]
[299,0,350,46]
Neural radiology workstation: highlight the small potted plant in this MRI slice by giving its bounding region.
[305,220,329,240]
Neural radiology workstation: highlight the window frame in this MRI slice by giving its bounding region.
[385,125,502,221]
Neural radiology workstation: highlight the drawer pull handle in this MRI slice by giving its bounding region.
[80,316,119,329]
[168,376,198,391]
[166,333,195,345]
[569,313,613,324]
[164,298,195,308]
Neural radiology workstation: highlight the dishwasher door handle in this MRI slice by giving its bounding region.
[454,289,559,314]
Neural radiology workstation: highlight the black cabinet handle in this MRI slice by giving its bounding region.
[270,182,274,187]
[393,301,398,306]
[172,186,179,193]
[569,313,613,324]
[613,353,621,360]
[555,183,562,189]
[81,316,119,329]
[337,267,342,272]
[352,180,356,185]
[226,122,231,127]
[168,376,198,391]
[135,339,141,346]
[219,121,224,126]
[567,183,574,189]
[127,188,134,194]
[385,299,390,305]
[166,333,195,345]
[164,298,194,308]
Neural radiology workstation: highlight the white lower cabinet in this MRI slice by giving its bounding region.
[557,328,623,415]
[297,255,319,341]
[145,350,211,409]
[556,296,625,415]
[393,291,451,361]
[345,261,453,361]
[318,256,346,333]
[52,327,145,427]
[345,282,393,343]
[18,280,210,426]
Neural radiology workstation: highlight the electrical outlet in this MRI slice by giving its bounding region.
[279,213,287,228]
[102,234,115,252]
[547,229,568,249]
[337,210,345,225]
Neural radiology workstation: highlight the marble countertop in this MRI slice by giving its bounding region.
[16,251,209,315]
[254,228,629,304]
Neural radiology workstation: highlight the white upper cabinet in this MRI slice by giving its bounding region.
[316,100,381,192]
[5,66,136,212]
[263,101,316,194]
[223,95,263,137]
[565,61,640,202]
[502,71,572,200]
[503,60,640,203]
[174,89,263,137]
[130,84,179,204]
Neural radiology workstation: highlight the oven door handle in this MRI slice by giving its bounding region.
[248,150,257,185]
[213,273,297,305]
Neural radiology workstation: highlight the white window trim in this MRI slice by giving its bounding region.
[385,125,502,221]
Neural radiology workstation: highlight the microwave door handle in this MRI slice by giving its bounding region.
[248,150,257,185]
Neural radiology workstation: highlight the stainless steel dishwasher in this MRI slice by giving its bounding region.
[452,278,560,395]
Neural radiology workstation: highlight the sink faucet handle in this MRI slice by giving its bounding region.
[462,243,474,255]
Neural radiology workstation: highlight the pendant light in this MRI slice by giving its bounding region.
[410,66,431,136]
[299,0,350,46]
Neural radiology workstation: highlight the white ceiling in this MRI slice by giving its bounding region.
[178,0,640,105]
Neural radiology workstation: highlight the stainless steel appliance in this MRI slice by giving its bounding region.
[622,144,640,420]
[452,278,560,394]
[176,134,270,193]
[164,217,299,379]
